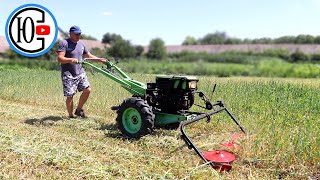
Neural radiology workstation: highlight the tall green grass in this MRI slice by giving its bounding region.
[0,69,319,179]
[118,58,320,78]
[1,58,320,78]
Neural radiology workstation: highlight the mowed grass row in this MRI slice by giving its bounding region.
[0,68,319,179]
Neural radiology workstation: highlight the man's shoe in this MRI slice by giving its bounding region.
[74,109,87,118]
[68,115,77,119]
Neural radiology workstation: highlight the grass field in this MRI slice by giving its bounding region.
[0,68,319,179]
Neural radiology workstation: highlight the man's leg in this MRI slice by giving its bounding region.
[77,87,91,111]
[75,73,91,118]
[66,96,74,117]
[62,71,78,118]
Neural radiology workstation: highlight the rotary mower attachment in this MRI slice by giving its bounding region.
[180,98,246,172]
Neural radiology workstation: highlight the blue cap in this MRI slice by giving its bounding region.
[69,26,81,34]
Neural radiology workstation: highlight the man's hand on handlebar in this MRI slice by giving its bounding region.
[72,58,79,64]
[83,58,108,64]
[99,58,108,63]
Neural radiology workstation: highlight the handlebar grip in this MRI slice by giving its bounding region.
[83,58,106,61]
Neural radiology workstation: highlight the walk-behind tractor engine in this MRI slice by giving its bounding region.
[146,75,198,113]
[82,58,246,172]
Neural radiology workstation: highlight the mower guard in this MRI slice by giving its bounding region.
[180,100,246,170]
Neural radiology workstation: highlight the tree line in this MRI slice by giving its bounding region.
[2,33,166,61]
[182,31,320,45]
[3,31,320,62]
[54,30,166,60]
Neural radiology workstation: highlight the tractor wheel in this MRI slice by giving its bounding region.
[116,97,155,139]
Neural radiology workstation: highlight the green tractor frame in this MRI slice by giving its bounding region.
[82,58,246,170]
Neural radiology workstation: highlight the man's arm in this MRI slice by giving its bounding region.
[83,52,107,63]
[57,51,79,64]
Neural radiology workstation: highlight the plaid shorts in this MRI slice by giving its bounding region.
[61,71,90,97]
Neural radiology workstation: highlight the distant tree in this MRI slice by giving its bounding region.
[274,36,296,44]
[2,49,24,59]
[90,47,108,58]
[242,38,252,44]
[102,33,123,44]
[199,31,227,44]
[3,41,59,61]
[251,37,273,44]
[108,39,136,59]
[314,36,320,44]
[182,36,198,45]
[294,35,315,44]
[147,38,167,60]
[80,34,97,40]
[135,45,144,57]
[225,38,242,44]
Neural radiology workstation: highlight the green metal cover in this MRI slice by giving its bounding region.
[154,112,195,126]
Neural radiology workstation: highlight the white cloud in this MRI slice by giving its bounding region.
[102,11,112,16]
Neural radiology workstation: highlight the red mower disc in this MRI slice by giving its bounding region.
[202,150,236,172]
[203,150,236,162]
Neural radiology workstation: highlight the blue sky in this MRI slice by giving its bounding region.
[1,0,320,45]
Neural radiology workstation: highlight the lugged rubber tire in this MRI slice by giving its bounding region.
[116,97,155,139]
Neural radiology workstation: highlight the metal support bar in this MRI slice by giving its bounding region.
[224,107,246,133]
[180,101,246,169]
[81,60,146,96]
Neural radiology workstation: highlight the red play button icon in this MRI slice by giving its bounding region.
[36,25,50,35]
